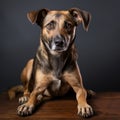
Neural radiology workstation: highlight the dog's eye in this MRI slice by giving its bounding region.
[64,21,73,31]
[46,21,56,30]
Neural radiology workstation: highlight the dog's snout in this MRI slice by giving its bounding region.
[54,39,64,46]
[54,36,64,47]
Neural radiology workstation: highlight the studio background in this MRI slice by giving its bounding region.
[0,0,120,93]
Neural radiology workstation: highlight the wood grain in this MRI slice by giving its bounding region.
[0,92,120,120]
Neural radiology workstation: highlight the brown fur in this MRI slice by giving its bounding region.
[8,8,95,118]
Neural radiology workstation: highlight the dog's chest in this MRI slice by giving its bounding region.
[48,78,70,96]
[50,79,61,91]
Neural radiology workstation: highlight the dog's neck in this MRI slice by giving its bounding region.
[49,51,68,77]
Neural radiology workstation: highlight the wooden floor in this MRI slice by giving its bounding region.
[0,91,120,120]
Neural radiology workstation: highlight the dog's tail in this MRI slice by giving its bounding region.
[8,85,24,100]
[87,89,96,99]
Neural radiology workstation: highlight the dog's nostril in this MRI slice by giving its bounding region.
[54,39,64,46]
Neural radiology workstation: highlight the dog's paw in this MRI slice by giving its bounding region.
[17,103,35,116]
[77,104,94,118]
[37,94,43,101]
[19,96,29,105]
[87,90,96,99]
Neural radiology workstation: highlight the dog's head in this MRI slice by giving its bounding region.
[27,8,91,54]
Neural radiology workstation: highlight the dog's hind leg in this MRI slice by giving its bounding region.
[37,90,52,104]
[19,59,34,105]
[8,59,34,101]
[86,89,96,99]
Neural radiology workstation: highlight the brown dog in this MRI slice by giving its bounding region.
[8,8,94,118]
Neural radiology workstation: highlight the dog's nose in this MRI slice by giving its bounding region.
[54,37,64,47]
[54,39,64,46]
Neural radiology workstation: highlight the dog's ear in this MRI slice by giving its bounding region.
[27,9,49,27]
[69,8,91,31]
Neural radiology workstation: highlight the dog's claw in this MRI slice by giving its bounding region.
[77,104,94,118]
[19,96,29,105]
[17,103,34,116]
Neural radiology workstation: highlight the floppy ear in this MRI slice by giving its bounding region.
[27,9,49,27]
[69,8,91,31]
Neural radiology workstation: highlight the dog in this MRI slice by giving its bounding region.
[8,8,95,118]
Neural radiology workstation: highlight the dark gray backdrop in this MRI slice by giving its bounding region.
[0,0,120,93]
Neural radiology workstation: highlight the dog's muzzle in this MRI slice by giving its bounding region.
[50,36,69,52]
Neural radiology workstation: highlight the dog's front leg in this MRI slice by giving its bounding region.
[17,69,52,116]
[63,64,93,118]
